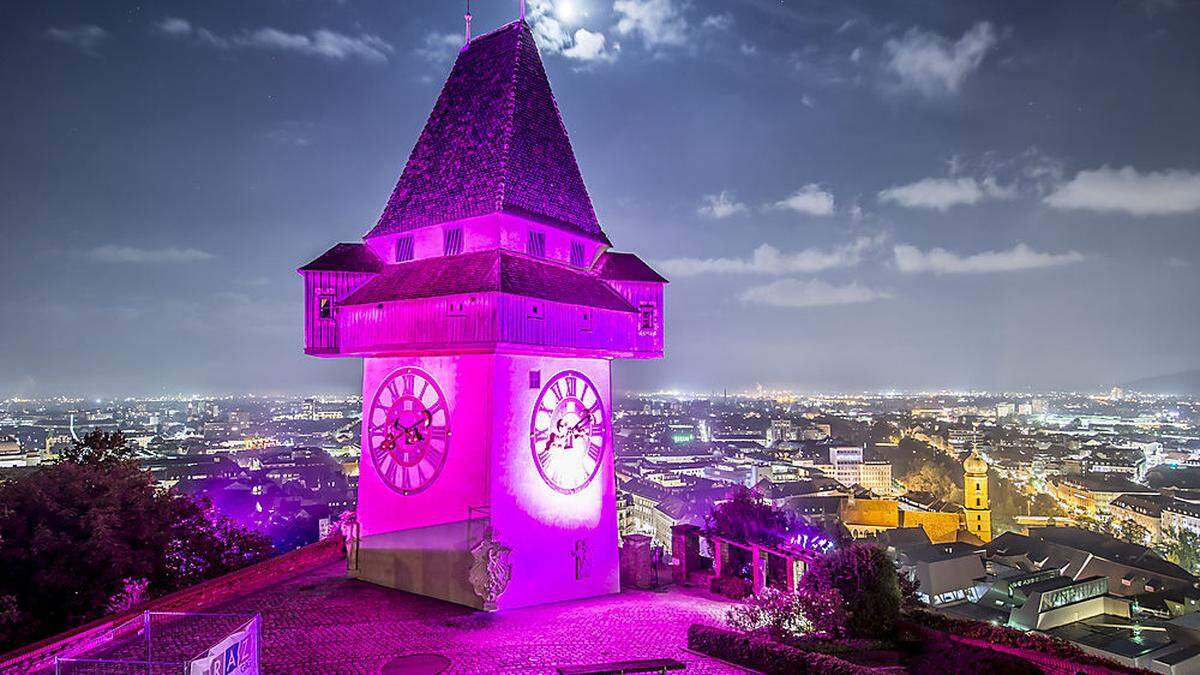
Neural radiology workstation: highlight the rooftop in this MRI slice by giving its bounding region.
[368,21,608,244]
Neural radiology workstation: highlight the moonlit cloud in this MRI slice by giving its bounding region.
[878,176,1014,211]
[1044,166,1200,215]
[89,246,216,264]
[893,243,1084,274]
[660,236,883,277]
[415,31,462,63]
[614,0,689,49]
[527,0,615,62]
[562,28,616,62]
[697,191,747,219]
[772,184,836,216]
[884,22,998,96]
[45,25,110,56]
[740,279,892,308]
[156,19,394,62]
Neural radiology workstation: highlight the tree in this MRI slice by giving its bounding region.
[57,429,135,465]
[1114,518,1151,547]
[1159,528,1200,575]
[0,436,274,650]
[795,543,902,639]
[707,488,799,548]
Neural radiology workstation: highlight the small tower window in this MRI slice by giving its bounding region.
[527,231,546,258]
[638,302,657,335]
[580,310,593,332]
[570,241,587,267]
[443,227,464,256]
[317,292,335,320]
[528,301,544,319]
[529,370,541,389]
[395,236,414,262]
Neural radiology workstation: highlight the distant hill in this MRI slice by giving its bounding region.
[1121,369,1200,395]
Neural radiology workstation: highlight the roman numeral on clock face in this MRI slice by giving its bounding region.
[530,370,606,495]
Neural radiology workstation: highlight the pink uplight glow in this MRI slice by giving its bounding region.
[298,19,665,611]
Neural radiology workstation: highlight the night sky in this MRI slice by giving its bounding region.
[2,0,1198,397]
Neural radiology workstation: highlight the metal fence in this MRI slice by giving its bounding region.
[55,611,261,675]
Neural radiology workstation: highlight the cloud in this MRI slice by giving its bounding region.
[415,31,462,63]
[45,25,110,56]
[155,19,393,62]
[697,191,748,219]
[701,14,734,31]
[89,246,215,264]
[154,17,192,36]
[740,279,892,308]
[878,175,1014,211]
[238,28,393,61]
[772,184,835,216]
[893,242,1084,274]
[1044,166,1200,216]
[562,28,616,62]
[614,0,689,49]
[884,22,998,96]
[263,121,313,147]
[659,236,882,277]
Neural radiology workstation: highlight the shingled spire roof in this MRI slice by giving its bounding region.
[367,21,609,244]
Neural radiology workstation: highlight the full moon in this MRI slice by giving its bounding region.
[555,0,583,24]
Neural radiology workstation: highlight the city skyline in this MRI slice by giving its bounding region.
[3,0,1199,397]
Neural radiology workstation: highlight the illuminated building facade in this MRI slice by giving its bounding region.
[299,20,666,610]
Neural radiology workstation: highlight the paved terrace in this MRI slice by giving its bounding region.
[196,562,740,673]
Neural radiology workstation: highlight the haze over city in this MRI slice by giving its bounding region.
[2,0,1198,397]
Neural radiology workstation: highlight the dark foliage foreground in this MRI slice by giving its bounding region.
[906,609,1146,673]
[687,624,874,675]
[0,431,275,651]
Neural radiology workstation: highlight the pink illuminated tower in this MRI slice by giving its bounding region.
[298,20,666,610]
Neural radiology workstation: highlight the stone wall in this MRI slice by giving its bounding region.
[0,537,345,673]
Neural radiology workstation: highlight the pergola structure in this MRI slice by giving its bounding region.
[707,534,826,595]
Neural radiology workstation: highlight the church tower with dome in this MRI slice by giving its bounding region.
[963,451,992,542]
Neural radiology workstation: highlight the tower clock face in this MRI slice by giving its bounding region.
[530,370,607,494]
[366,367,450,496]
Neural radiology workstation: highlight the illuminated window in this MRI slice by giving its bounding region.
[395,236,414,262]
[570,241,587,267]
[317,293,334,320]
[527,231,546,258]
[444,227,463,256]
[638,302,657,335]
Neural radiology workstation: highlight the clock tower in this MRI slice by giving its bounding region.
[299,20,666,611]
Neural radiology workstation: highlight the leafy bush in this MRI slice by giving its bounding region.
[796,543,900,639]
[725,587,812,639]
[688,624,875,675]
[711,575,753,599]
